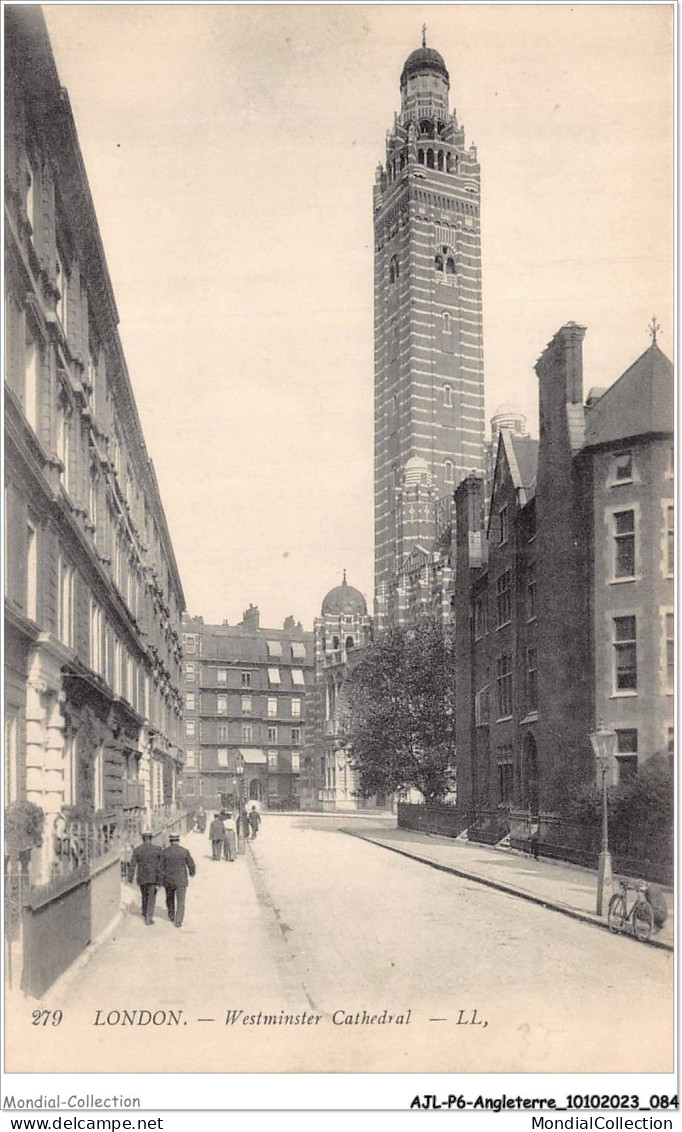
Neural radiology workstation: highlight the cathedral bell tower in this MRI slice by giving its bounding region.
[373,36,485,630]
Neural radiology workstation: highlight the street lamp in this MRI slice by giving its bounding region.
[235,753,245,853]
[590,724,617,916]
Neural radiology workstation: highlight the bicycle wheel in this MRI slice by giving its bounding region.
[632,900,654,942]
[608,893,625,932]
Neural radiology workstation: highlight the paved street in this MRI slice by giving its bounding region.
[6,816,673,1074]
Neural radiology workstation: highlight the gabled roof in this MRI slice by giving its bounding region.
[584,342,673,448]
[508,433,539,498]
[489,429,539,524]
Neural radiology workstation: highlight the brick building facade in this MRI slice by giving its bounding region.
[181,607,314,813]
[373,40,485,631]
[454,324,673,850]
[4,7,186,892]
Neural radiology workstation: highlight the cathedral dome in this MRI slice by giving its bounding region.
[321,573,368,617]
[401,46,449,87]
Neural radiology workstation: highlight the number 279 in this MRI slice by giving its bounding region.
[31,1010,62,1026]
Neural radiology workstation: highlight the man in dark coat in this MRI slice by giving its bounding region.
[208,813,225,860]
[127,831,162,925]
[248,805,261,839]
[161,834,196,928]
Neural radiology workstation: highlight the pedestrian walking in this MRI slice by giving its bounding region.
[194,805,206,834]
[209,813,225,860]
[223,812,237,861]
[248,805,261,840]
[127,831,162,925]
[161,833,196,928]
[238,807,250,841]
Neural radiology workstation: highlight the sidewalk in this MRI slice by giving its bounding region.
[343,823,674,951]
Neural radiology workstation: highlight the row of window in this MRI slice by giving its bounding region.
[185,750,300,773]
[185,688,303,715]
[186,720,303,744]
[184,660,308,685]
[475,613,673,723]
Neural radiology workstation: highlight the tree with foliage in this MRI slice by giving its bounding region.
[341,616,457,803]
[567,750,673,873]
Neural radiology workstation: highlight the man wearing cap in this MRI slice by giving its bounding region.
[161,833,196,928]
[127,831,163,926]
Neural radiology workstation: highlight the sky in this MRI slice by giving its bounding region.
[40,3,673,630]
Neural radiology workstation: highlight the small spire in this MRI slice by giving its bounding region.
[648,316,661,345]
[422,23,427,48]
[342,568,347,585]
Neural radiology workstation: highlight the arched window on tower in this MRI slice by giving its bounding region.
[437,151,444,171]
[345,636,355,650]
[444,384,453,407]
[442,312,451,334]
[434,254,444,273]
[446,257,456,275]
[427,149,435,169]
[399,152,406,170]
[418,149,425,165]
[419,119,433,137]
[444,460,454,483]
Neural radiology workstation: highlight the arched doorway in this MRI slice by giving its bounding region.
[249,778,261,802]
[523,733,539,815]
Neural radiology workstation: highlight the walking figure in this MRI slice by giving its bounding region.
[248,805,261,840]
[127,831,162,925]
[161,833,196,928]
[223,811,237,861]
[209,813,225,860]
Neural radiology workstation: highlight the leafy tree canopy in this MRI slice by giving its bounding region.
[341,615,457,803]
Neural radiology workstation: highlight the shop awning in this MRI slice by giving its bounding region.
[239,748,266,764]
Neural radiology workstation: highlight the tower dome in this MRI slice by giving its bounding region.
[403,455,433,487]
[491,403,527,439]
[321,572,368,617]
[400,46,449,88]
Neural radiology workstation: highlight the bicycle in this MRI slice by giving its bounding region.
[607,879,655,942]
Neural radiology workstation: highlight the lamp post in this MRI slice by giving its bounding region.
[590,724,617,916]
[235,753,245,853]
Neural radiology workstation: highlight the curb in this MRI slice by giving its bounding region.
[343,829,674,953]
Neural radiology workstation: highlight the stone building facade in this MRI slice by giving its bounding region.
[373,39,485,631]
[181,607,314,813]
[312,575,376,810]
[454,323,673,853]
[4,6,186,892]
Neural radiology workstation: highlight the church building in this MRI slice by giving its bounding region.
[373,36,485,630]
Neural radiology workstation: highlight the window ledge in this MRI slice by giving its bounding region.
[496,620,512,631]
[526,615,537,625]
[520,711,539,725]
[495,715,514,724]
[608,575,641,585]
[608,479,634,488]
[610,691,638,699]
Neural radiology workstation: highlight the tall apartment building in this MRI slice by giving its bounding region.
[4,8,185,994]
[182,607,314,812]
[374,38,485,630]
